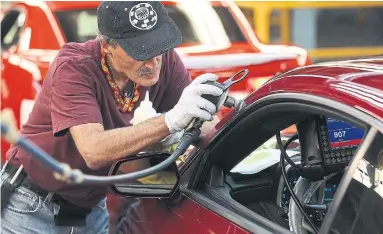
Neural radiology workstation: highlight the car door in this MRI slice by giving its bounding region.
[114,147,259,234]
[181,92,382,234]
[0,6,32,162]
[114,104,297,233]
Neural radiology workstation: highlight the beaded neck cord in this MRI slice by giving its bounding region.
[100,48,140,112]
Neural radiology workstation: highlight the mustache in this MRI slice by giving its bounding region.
[137,62,161,76]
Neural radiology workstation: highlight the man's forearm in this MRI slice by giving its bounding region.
[84,114,170,169]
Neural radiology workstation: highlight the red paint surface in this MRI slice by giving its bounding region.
[112,195,251,234]
[207,60,383,148]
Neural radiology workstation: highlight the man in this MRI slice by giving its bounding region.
[0,1,222,233]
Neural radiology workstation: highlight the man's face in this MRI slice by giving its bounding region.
[105,43,162,87]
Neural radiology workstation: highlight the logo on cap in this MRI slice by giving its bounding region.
[129,3,157,31]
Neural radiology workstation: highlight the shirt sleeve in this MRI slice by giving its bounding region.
[51,59,103,136]
[158,49,192,112]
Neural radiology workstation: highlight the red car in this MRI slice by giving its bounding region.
[107,57,383,233]
[0,1,310,161]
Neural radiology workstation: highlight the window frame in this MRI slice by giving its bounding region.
[1,7,26,50]
[182,92,382,233]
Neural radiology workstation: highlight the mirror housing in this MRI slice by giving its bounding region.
[108,152,180,198]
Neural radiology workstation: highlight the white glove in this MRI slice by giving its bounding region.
[165,73,223,134]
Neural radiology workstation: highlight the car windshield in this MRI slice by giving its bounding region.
[54,2,246,46]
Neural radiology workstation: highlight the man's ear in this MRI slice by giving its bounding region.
[103,48,112,55]
[100,40,112,55]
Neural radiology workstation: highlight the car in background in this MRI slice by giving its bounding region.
[0,1,310,161]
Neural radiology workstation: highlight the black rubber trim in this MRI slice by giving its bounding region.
[208,92,382,148]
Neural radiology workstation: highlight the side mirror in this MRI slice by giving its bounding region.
[108,152,180,198]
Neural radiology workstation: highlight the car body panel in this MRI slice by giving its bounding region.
[112,197,250,234]
[251,59,383,118]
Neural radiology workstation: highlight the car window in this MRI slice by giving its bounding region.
[329,152,383,233]
[231,128,299,175]
[54,9,98,43]
[53,3,246,45]
[1,9,25,50]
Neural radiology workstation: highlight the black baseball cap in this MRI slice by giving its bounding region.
[97,1,182,61]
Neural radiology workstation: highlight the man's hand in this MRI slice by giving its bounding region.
[164,73,223,133]
[199,115,220,139]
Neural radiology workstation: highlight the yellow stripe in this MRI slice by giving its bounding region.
[308,47,383,60]
[280,9,290,44]
[254,5,271,43]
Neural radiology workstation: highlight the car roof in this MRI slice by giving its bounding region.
[285,56,383,89]
[244,57,383,120]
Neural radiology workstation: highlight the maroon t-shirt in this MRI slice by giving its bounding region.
[6,39,191,208]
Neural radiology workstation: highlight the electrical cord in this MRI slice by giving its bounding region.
[276,132,319,234]
[0,119,200,185]
[276,133,302,169]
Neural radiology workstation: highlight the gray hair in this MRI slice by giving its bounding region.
[97,33,119,49]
